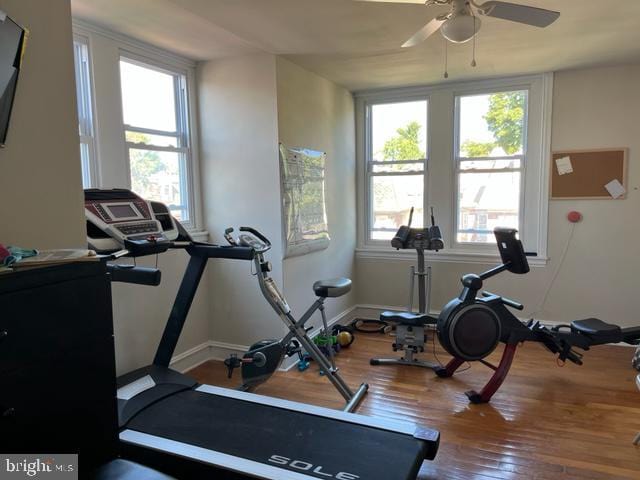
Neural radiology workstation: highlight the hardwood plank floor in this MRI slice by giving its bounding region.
[188,331,640,479]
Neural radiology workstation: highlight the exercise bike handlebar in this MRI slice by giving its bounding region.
[239,227,271,247]
[481,290,524,311]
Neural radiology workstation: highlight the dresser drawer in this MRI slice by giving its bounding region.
[0,274,113,374]
[0,342,118,454]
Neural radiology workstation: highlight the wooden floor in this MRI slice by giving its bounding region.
[189,332,640,480]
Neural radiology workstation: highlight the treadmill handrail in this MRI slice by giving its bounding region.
[187,243,255,260]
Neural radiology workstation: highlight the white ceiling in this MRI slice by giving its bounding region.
[71,0,640,91]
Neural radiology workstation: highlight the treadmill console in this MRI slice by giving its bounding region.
[85,189,180,253]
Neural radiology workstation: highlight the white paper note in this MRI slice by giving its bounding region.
[555,156,573,175]
[604,179,626,199]
[0,10,6,22]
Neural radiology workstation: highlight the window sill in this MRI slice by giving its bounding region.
[355,248,548,267]
[188,230,209,242]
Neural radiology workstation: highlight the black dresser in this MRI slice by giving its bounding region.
[0,262,118,469]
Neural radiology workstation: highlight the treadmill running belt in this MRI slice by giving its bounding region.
[125,390,429,480]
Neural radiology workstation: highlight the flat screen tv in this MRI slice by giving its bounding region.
[0,12,26,147]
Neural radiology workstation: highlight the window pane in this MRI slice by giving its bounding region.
[458,91,527,158]
[120,59,177,132]
[371,175,423,240]
[80,142,92,189]
[73,38,95,187]
[126,130,178,148]
[372,162,424,173]
[371,101,427,162]
[460,159,521,170]
[129,149,188,221]
[457,171,520,243]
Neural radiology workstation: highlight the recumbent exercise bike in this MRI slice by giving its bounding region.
[435,227,640,403]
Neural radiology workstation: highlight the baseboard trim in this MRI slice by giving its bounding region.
[170,340,250,373]
[170,305,360,373]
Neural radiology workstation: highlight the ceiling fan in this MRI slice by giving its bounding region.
[356,0,560,46]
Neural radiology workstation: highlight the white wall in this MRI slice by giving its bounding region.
[197,53,286,345]
[357,63,640,328]
[77,25,210,374]
[0,0,85,248]
[276,57,357,329]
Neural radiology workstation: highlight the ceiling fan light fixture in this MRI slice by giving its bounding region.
[440,15,480,43]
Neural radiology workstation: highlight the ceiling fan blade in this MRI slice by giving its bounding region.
[353,0,427,4]
[402,18,445,47]
[479,1,560,27]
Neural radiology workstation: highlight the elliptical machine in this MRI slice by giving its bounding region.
[370,207,443,368]
[222,227,369,412]
[435,227,640,403]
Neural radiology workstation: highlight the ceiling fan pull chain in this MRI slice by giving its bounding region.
[443,37,449,79]
[471,10,477,67]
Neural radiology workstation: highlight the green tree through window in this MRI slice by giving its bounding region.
[127,132,166,193]
[381,120,425,161]
[461,91,526,157]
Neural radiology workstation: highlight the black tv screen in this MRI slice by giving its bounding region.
[0,13,26,147]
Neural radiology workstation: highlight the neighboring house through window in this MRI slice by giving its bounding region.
[357,74,551,261]
[71,22,200,230]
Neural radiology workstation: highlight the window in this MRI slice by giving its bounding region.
[72,35,97,188]
[455,90,527,244]
[119,57,192,223]
[357,74,551,260]
[367,100,427,240]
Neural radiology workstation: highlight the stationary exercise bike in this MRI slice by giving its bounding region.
[435,227,640,403]
[370,207,443,368]
[223,227,369,412]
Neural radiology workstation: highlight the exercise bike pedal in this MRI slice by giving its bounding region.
[223,354,241,379]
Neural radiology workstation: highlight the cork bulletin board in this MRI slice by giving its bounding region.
[550,148,628,199]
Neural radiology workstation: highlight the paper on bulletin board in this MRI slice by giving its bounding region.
[604,179,626,199]
[555,156,573,175]
[279,143,330,258]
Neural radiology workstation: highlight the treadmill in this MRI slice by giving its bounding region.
[85,189,440,480]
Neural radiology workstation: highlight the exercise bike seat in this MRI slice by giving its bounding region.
[381,311,436,327]
[313,277,352,298]
[571,318,622,342]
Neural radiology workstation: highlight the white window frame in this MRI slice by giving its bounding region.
[364,96,429,241]
[119,53,195,227]
[71,20,205,235]
[72,33,99,188]
[355,73,552,265]
[452,87,528,249]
